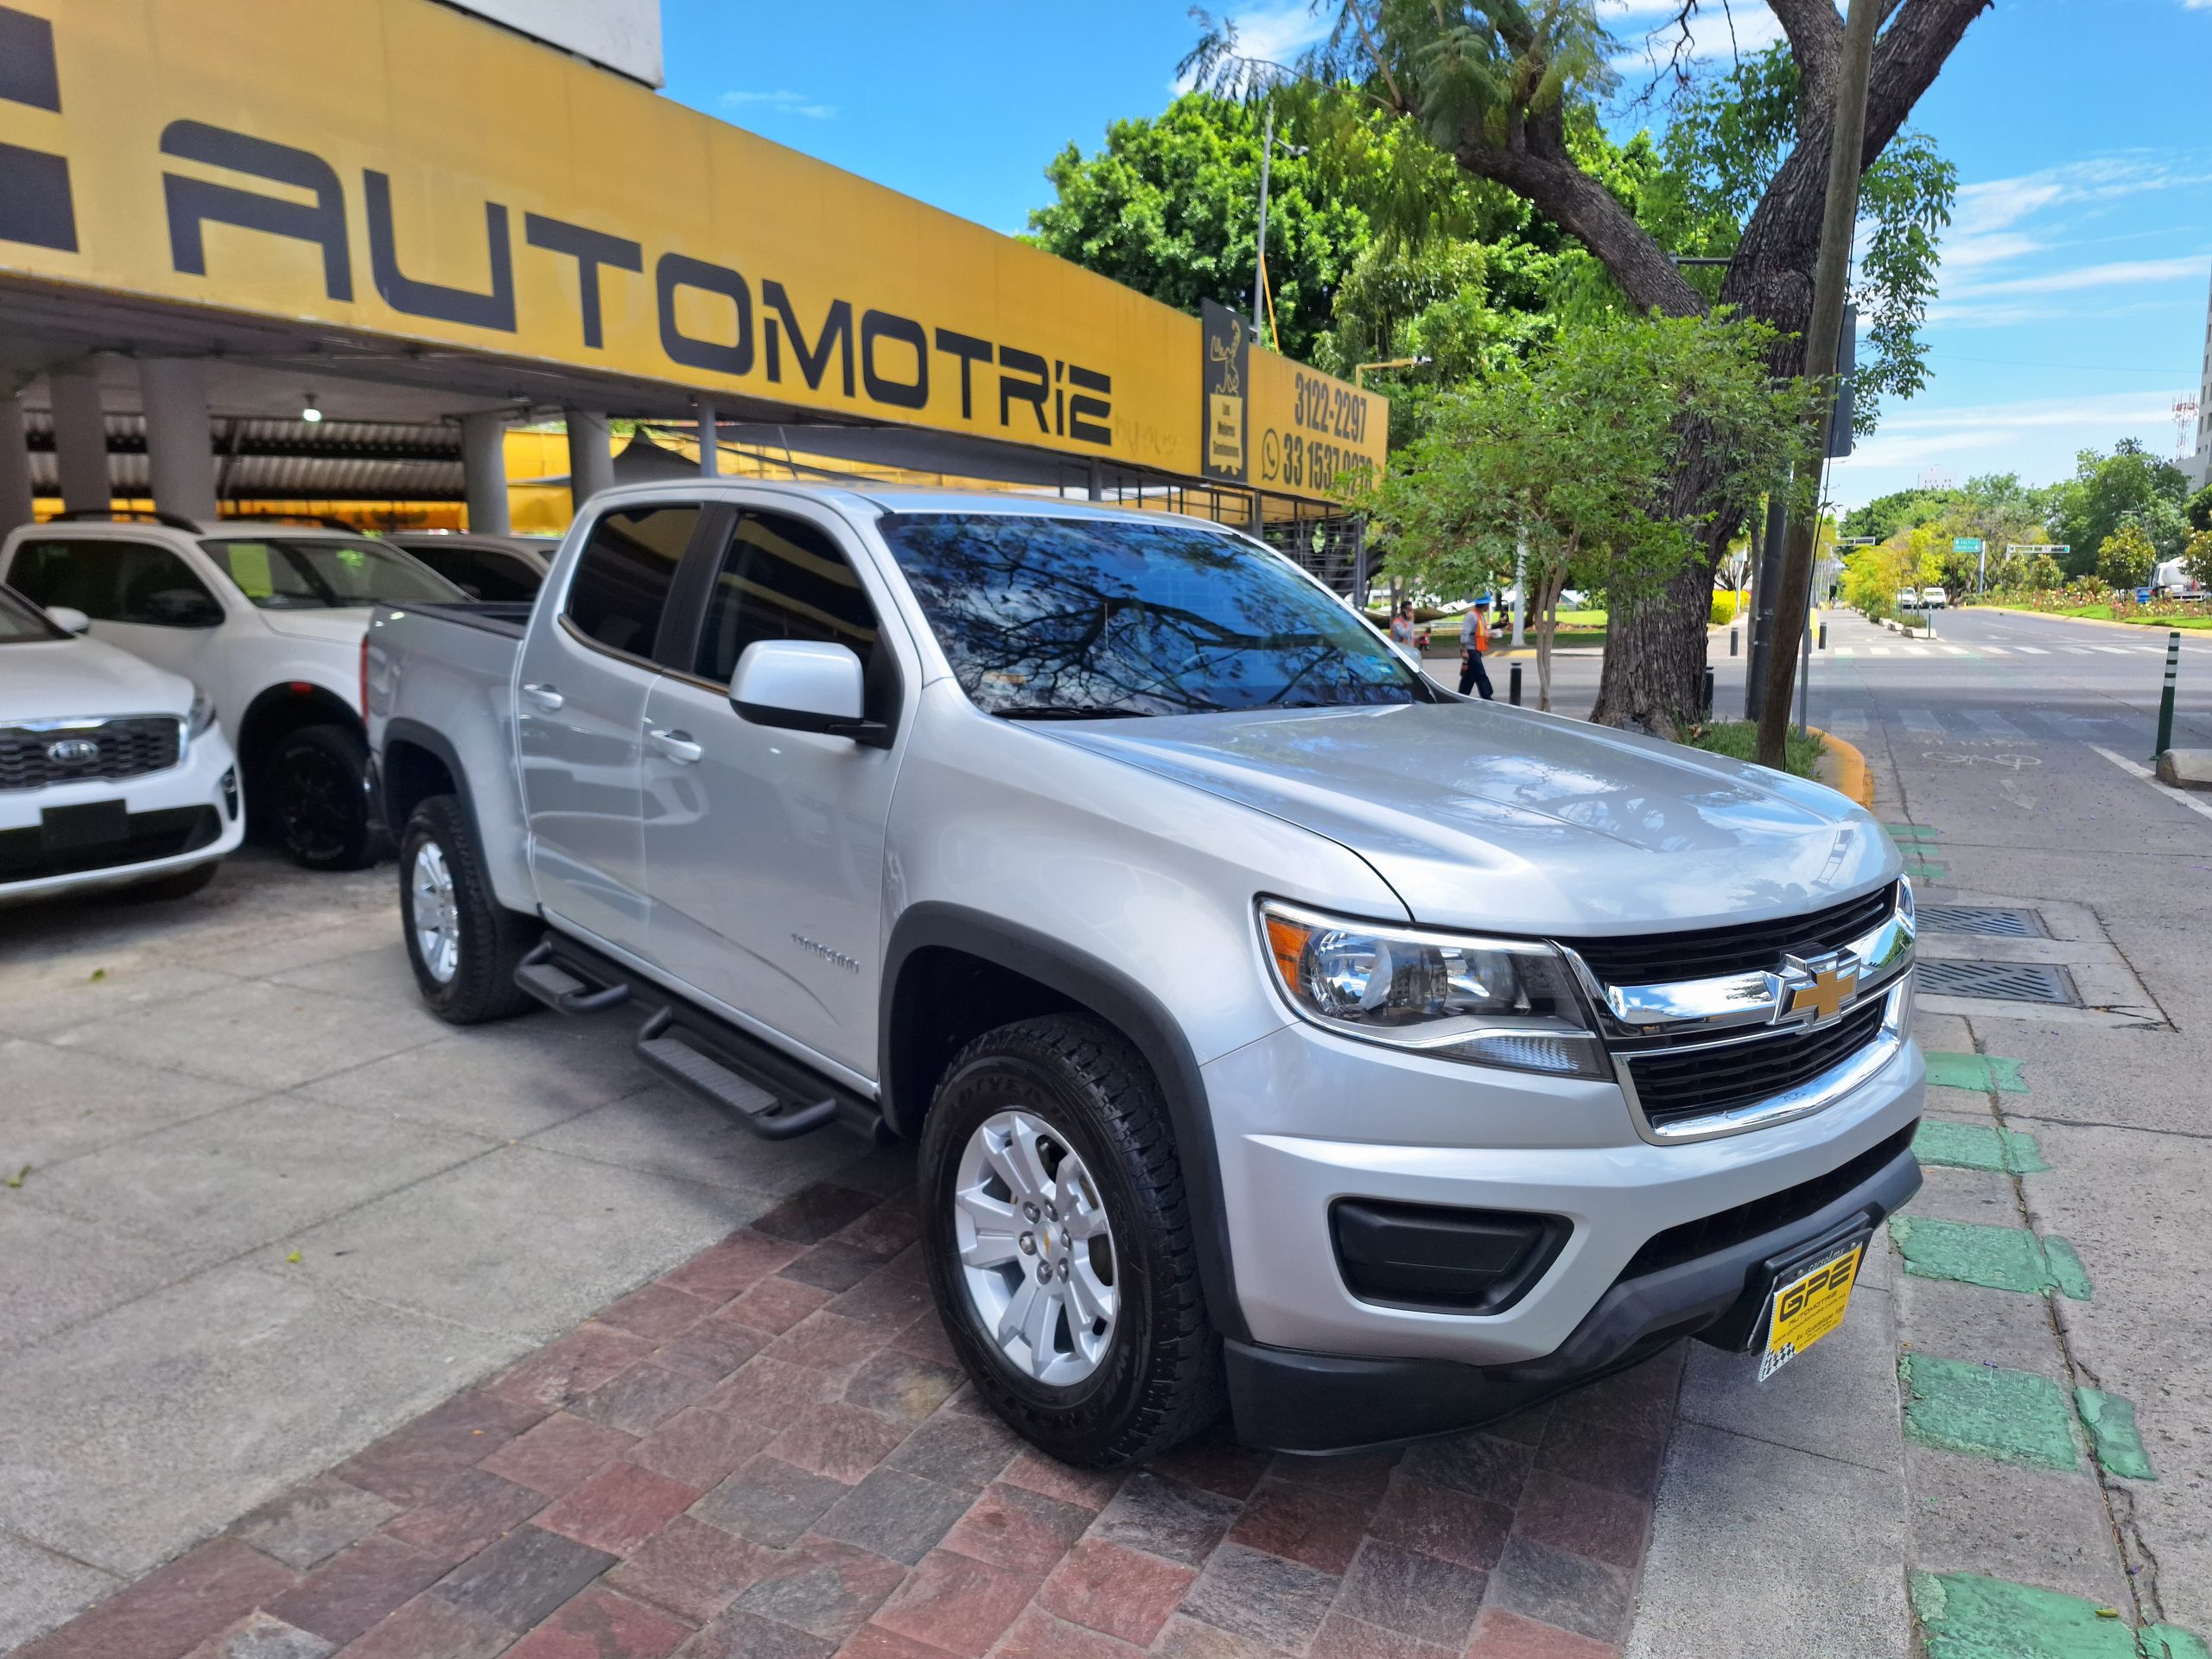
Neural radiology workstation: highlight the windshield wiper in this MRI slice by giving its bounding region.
[992,705,1160,721]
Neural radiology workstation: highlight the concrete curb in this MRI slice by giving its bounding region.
[1808,725,1873,808]
[1971,603,2209,637]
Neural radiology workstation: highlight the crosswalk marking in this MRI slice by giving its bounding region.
[1965,709,2026,737]
[1869,646,1891,656]
[2093,645,2131,655]
[1825,709,1870,736]
[2017,645,2050,655]
[1901,708,1943,735]
[1941,645,1972,657]
[2063,647,2094,655]
[1834,648,1855,658]
[1981,645,2009,655]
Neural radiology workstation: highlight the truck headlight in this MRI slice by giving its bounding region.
[1259,901,1608,1079]
[188,689,218,737]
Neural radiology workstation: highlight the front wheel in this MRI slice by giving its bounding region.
[919,1014,1221,1466]
[399,793,535,1024]
[272,723,377,871]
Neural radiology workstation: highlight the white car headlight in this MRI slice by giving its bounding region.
[1258,900,1608,1078]
[188,689,218,736]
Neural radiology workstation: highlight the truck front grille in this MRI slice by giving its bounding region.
[1566,882,1898,985]
[0,717,183,791]
[1622,999,1890,1132]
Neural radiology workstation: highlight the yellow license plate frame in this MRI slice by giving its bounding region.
[1758,1239,1866,1382]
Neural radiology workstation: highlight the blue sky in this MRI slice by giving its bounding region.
[659,1,2212,509]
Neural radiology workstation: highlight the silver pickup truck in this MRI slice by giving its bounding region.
[365,481,1923,1466]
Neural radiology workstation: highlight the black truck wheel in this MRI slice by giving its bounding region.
[919,1014,1222,1466]
[399,792,535,1024]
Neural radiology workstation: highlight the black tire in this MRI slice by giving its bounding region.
[123,861,219,902]
[919,1014,1222,1466]
[272,723,377,871]
[398,792,536,1024]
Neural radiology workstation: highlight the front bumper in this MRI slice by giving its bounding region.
[0,727,244,902]
[1199,1004,1924,1450]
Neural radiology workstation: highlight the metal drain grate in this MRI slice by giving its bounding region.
[1919,904,2046,939]
[1919,959,2078,1005]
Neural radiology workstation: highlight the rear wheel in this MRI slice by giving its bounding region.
[272,723,377,871]
[399,793,535,1024]
[919,1014,1221,1466]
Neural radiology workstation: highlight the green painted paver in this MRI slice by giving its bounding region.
[1911,1573,2138,1658]
[1887,823,1942,841]
[2142,1625,2212,1659]
[2077,1388,2157,1480]
[1905,859,1952,880]
[2046,1236,2095,1301]
[1923,1052,2032,1095]
[1915,1119,2049,1173]
[1901,1353,2082,1471]
[1889,1215,2091,1299]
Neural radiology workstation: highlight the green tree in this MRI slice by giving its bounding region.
[2050,442,2190,574]
[2094,521,2158,592]
[2185,483,2212,534]
[2183,527,2212,588]
[1185,1,1977,732]
[1370,314,1814,717]
[1025,93,1373,364]
[1843,486,1957,543]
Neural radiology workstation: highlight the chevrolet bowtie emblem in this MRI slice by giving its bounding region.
[1786,964,1858,1022]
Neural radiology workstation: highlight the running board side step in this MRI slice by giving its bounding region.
[515,939,632,1014]
[513,932,887,1145]
[635,1007,844,1141]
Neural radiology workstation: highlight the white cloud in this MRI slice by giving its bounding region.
[721,89,837,120]
[1946,255,2209,301]
[1173,2,1335,89]
[1605,0,1786,77]
[1827,389,2195,505]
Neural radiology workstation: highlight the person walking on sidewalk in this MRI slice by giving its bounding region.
[1389,601,1427,655]
[1458,595,1496,700]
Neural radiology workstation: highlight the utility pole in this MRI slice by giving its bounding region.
[1757,0,1880,769]
[1250,105,1275,346]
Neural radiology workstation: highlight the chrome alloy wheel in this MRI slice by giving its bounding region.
[410,840,461,984]
[952,1109,1120,1386]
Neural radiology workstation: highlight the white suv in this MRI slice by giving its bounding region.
[0,583,243,903]
[0,513,463,869]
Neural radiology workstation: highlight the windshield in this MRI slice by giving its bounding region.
[875,512,1423,717]
[200,537,466,609]
[0,584,63,642]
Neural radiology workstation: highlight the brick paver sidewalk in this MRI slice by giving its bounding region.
[22,1179,1682,1659]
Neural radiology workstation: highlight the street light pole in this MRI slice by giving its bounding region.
[1251,105,1274,346]
[1757,0,1880,769]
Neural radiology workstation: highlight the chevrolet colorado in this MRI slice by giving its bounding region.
[365,482,1922,1465]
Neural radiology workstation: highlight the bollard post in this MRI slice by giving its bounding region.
[1510,663,1522,706]
[2156,630,2181,757]
[1818,621,1827,651]
[1702,665,1714,716]
[1730,627,1739,657]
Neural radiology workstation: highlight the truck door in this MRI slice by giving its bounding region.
[640,505,904,1081]
[516,501,702,957]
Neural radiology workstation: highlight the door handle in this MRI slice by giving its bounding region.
[648,727,702,765]
[521,682,563,711]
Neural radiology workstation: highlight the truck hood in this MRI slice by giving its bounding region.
[257,607,372,644]
[1048,701,1894,937]
[1,637,193,722]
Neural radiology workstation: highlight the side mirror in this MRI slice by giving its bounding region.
[729,639,888,747]
[45,605,91,635]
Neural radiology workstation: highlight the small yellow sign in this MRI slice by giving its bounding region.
[1758,1242,1863,1382]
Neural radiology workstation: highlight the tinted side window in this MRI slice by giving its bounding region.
[8,539,220,627]
[695,512,878,683]
[564,505,699,658]
[467,550,543,602]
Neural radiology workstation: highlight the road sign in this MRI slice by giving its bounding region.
[1953,537,1984,553]
[2006,544,2069,556]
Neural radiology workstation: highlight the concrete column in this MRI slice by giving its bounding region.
[564,407,613,512]
[461,410,511,536]
[0,392,34,535]
[48,368,110,513]
[138,359,219,527]
[1086,460,1103,502]
[697,398,718,477]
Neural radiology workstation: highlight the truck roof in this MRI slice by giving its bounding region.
[581,479,1238,532]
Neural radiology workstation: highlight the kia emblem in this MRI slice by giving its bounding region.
[47,738,100,765]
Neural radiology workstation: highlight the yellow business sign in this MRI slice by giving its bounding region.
[0,0,1384,504]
